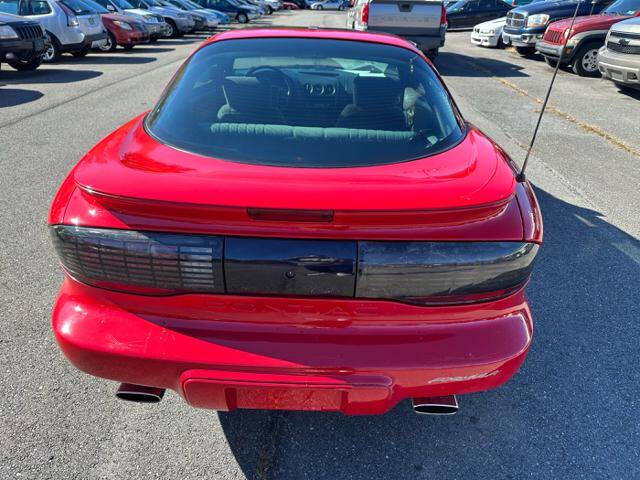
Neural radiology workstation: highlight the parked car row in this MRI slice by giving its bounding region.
[0,0,282,71]
[468,0,640,93]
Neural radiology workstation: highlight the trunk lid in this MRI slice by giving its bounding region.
[70,115,521,241]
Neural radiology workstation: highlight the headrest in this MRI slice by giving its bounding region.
[222,76,270,113]
[352,76,401,110]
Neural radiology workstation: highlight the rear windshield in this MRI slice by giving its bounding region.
[60,0,95,13]
[146,38,465,168]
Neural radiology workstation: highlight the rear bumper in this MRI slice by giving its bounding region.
[367,27,445,51]
[597,47,640,88]
[60,32,108,52]
[53,277,533,414]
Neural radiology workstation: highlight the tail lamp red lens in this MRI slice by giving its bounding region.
[362,2,369,24]
[51,225,538,304]
[440,4,446,26]
[58,2,80,27]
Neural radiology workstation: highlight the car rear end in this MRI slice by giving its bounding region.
[54,0,107,52]
[598,18,640,89]
[49,31,542,415]
[354,0,446,55]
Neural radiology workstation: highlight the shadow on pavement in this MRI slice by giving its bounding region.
[60,55,157,65]
[0,88,44,107]
[436,51,529,78]
[218,186,640,479]
[0,68,102,85]
[116,47,175,54]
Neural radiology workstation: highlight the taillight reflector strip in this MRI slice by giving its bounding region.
[51,226,538,304]
[51,226,224,293]
[356,241,538,304]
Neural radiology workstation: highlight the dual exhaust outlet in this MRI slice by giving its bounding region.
[116,383,458,415]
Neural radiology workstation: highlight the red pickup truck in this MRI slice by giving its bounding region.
[536,0,640,76]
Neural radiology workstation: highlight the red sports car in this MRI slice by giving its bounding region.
[49,28,542,415]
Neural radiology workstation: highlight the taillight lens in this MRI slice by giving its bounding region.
[356,241,538,305]
[51,226,538,304]
[51,226,224,294]
[362,2,369,24]
[58,2,79,26]
[440,3,446,26]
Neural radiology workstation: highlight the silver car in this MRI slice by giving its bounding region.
[91,0,169,40]
[597,17,640,91]
[126,0,194,37]
[6,0,107,61]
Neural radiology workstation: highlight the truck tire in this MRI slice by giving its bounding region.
[7,54,43,71]
[515,46,535,57]
[572,41,601,77]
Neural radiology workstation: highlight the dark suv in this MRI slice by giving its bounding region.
[502,0,614,55]
[0,11,46,71]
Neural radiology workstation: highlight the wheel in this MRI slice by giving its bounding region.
[165,19,178,38]
[338,5,344,10]
[149,36,158,43]
[236,12,248,23]
[7,54,43,71]
[572,42,601,77]
[544,56,558,68]
[515,46,535,56]
[497,36,505,49]
[98,31,117,52]
[317,4,323,8]
[43,35,60,63]
[123,44,134,50]
[72,45,91,57]
[266,5,273,13]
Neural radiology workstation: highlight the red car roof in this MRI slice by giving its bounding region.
[201,27,424,56]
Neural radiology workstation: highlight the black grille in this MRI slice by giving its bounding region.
[506,12,525,28]
[607,39,640,55]
[51,226,224,292]
[14,24,44,40]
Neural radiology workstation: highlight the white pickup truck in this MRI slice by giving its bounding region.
[346,0,446,59]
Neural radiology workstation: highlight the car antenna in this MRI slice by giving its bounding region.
[516,0,583,183]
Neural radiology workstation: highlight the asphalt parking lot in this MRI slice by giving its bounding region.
[1,9,639,480]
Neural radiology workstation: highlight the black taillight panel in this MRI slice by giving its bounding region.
[51,226,224,293]
[224,237,356,297]
[51,226,538,304]
[356,241,538,304]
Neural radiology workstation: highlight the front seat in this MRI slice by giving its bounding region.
[217,76,287,125]
[336,76,406,131]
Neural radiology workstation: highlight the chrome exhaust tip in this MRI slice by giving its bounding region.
[412,395,458,415]
[116,383,165,403]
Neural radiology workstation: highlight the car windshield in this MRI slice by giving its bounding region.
[603,0,639,15]
[146,38,464,168]
[81,0,109,13]
[446,0,465,11]
[60,0,95,14]
[0,0,19,14]
[113,0,134,8]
